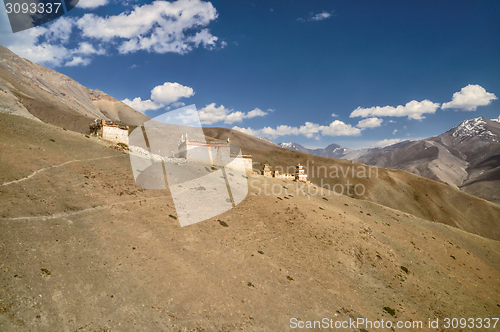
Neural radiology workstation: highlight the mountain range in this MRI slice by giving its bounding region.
[279,116,500,203]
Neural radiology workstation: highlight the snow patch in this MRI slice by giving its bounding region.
[452,117,497,141]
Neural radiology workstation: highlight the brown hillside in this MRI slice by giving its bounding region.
[1,112,499,331]
[203,127,500,241]
[0,45,149,133]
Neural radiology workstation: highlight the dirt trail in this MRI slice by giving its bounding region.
[1,155,126,187]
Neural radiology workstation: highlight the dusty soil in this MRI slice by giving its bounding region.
[203,127,500,241]
[1,113,499,331]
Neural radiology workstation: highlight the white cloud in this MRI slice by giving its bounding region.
[198,104,234,125]
[77,0,109,9]
[122,82,194,112]
[356,117,383,128]
[373,138,402,148]
[247,108,267,118]
[122,97,164,112]
[320,120,361,136]
[0,0,221,67]
[151,82,194,105]
[65,56,92,67]
[198,104,270,125]
[232,120,361,139]
[331,112,339,117]
[298,10,333,22]
[231,126,261,137]
[77,0,219,54]
[393,129,398,135]
[350,100,440,120]
[311,11,332,21]
[0,17,74,67]
[72,42,105,55]
[442,84,497,111]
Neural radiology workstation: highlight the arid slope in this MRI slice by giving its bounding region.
[1,113,499,331]
[204,127,500,241]
[0,45,148,133]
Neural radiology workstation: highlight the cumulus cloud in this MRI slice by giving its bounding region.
[122,97,164,112]
[350,100,440,120]
[356,117,383,128]
[199,104,270,125]
[122,82,194,112]
[151,82,194,105]
[442,84,497,111]
[76,0,219,54]
[373,138,402,148]
[232,120,361,139]
[0,17,75,67]
[321,121,361,136]
[72,42,106,55]
[331,113,339,117]
[0,0,221,67]
[78,0,109,8]
[231,126,261,137]
[65,56,92,67]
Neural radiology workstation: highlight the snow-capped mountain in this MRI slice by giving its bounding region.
[451,117,498,142]
[278,142,351,159]
[278,142,303,151]
[258,136,279,146]
[279,116,500,204]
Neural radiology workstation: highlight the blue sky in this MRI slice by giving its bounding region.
[0,0,499,148]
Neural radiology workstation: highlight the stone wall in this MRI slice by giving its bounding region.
[102,126,129,145]
[227,155,252,172]
[178,138,252,172]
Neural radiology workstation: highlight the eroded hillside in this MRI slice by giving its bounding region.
[1,112,499,331]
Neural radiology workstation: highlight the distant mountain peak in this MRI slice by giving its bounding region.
[257,136,278,145]
[452,117,497,141]
[278,142,301,150]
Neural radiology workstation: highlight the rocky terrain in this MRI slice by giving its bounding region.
[0,45,148,133]
[1,112,499,331]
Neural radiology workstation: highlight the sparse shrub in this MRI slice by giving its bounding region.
[400,266,409,274]
[40,268,51,276]
[383,306,395,316]
[168,214,177,219]
[218,220,228,227]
